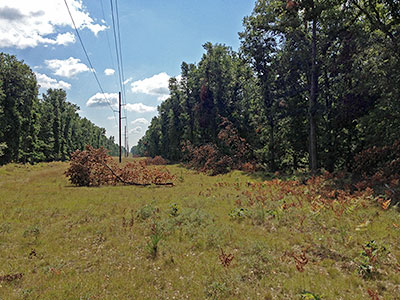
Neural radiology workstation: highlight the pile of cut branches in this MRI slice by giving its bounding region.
[65,146,174,187]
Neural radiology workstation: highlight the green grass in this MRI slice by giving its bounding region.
[0,161,399,299]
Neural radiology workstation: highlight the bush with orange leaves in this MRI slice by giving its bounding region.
[182,118,252,175]
[65,146,174,187]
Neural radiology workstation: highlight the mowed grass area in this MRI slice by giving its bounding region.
[0,161,399,300]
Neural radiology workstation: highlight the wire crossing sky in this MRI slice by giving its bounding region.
[0,0,254,146]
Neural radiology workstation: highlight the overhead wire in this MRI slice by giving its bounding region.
[99,0,120,90]
[110,0,129,154]
[63,0,118,128]
[115,0,129,154]
[115,0,127,106]
[109,0,124,96]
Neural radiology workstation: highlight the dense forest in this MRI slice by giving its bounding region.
[136,0,400,175]
[0,53,119,165]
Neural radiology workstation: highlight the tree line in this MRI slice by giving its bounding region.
[0,53,119,165]
[136,0,400,174]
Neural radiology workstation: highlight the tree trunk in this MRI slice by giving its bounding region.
[309,17,318,173]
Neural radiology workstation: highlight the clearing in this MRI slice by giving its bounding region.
[0,162,399,299]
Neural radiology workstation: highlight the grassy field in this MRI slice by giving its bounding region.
[0,161,399,299]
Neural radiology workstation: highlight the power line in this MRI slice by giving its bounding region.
[110,0,124,96]
[110,0,129,154]
[115,0,127,106]
[99,0,120,90]
[63,0,118,127]
[115,0,129,152]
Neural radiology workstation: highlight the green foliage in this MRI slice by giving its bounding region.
[137,0,400,177]
[146,222,163,259]
[169,203,180,217]
[0,53,119,166]
[358,240,388,279]
[228,207,249,220]
[300,291,322,300]
[136,203,158,221]
[0,53,39,164]
[0,142,6,157]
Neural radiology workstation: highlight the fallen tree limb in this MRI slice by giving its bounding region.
[101,161,174,187]
[65,146,175,187]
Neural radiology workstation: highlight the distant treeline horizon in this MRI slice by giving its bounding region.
[0,53,120,165]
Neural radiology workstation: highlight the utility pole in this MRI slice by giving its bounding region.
[119,91,122,163]
[127,139,129,158]
[124,125,127,157]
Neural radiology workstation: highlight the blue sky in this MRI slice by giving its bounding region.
[0,0,255,146]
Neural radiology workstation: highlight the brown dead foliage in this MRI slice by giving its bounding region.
[65,146,174,187]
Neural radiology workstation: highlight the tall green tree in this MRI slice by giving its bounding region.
[0,53,39,164]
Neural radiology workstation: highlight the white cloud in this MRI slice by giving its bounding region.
[104,68,115,76]
[123,77,133,85]
[107,116,116,120]
[54,32,76,45]
[35,72,71,90]
[129,126,142,134]
[131,118,149,126]
[131,72,171,101]
[126,103,157,113]
[45,57,89,78]
[0,0,107,49]
[86,92,118,108]
[157,94,170,102]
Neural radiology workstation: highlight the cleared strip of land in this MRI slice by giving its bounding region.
[0,162,399,299]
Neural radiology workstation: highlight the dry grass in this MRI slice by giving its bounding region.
[0,161,399,299]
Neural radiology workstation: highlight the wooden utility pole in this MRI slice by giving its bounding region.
[124,125,127,157]
[119,91,122,163]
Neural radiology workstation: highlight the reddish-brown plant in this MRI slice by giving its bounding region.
[219,248,234,268]
[144,156,167,166]
[291,251,308,272]
[367,289,380,300]
[65,145,174,187]
[182,118,251,175]
[0,273,23,282]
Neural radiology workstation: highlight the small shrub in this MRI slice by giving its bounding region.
[300,291,321,300]
[146,222,162,259]
[136,203,158,221]
[358,240,387,278]
[219,248,234,267]
[291,250,308,272]
[228,207,249,220]
[169,203,180,217]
